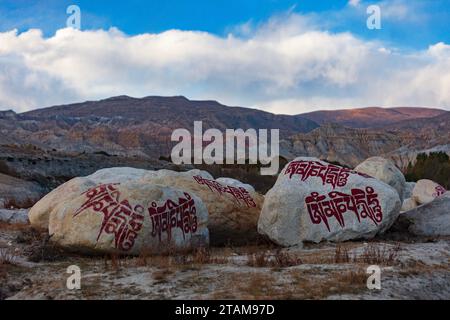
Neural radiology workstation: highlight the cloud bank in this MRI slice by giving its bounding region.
[0,13,449,114]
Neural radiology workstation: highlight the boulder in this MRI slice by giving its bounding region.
[401,198,418,212]
[45,181,209,254]
[396,193,450,236]
[139,170,264,245]
[0,173,45,209]
[29,167,153,229]
[30,167,263,247]
[354,157,407,202]
[403,182,416,199]
[412,179,447,205]
[258,157,401,246]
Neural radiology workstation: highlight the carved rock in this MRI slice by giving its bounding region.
[258,157,401,246]
[412,179,447,205]
[36,180,209,254]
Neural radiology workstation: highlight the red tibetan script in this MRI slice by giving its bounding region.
[305,186,383,232]
[193,176,256,208]
[74,183,144,251]
[148,192,198,242]
[432,185,447,198]
[285,160,372,188]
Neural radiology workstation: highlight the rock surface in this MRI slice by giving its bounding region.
[29,167,263,247]
[0,173,45,209]
[258,157,401,246]
[0,209,29,224]
[396,193,450,236]
[140,170,264,245]
[354,157,407,201]
[46,181,208,254]
[412,179,447,205]
[403,182,416,199]
[401,198,418,212]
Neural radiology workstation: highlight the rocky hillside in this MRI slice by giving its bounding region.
[0,96,448,188]
[300,107,446,128]
[280,123,404,167]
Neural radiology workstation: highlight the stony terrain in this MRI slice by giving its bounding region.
[0,219,449,300]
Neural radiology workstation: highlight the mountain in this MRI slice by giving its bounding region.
[300,107,446,128]
[14,96,318,157]
[0,96,449,188]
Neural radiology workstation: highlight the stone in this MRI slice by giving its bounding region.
[0,209,29,224]
[401,198,418,212]
[412,179,447,205]
[403,182,416,199]
[396,193,450,236]
[354,156,407,202]
[216,178,256,193]
[47,181,208,254]
[29,167,263,247]
[29,167,154,229]
[258,157,401,246]
[139,169,264,245]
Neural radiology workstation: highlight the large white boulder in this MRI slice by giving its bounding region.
[354,157,407,202]
[258,157,401,246]
[30,167,263,247]
[36,179,209,254]
[412,179,447,205]
[396,193,450,236]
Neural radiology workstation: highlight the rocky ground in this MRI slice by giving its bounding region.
[1,212,449,300]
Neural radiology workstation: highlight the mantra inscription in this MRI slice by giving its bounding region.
[74,183,144,251]
[305,187,383,232]
[285,160,372,189]
[193,176,256,208]
[432,185,447,198]
[148,192,198,242]
[75,184,199,250]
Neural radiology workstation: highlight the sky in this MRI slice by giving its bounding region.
[0,0,450,114]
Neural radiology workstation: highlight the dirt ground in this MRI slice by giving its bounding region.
[1,221,449,300]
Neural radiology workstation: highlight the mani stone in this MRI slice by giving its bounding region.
[258,157,401,246]
[412,179,447,205]
[29,167,263,248]
[139,170,264,245]
[33,178,209,255]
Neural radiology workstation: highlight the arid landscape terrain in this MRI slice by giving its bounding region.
[1,97,449,300]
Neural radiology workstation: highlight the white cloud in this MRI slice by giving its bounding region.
[348,0,361,7]
[0,12,449,114]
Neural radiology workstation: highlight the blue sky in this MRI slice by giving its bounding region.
[1,0,449,49]
[0,0,450,113]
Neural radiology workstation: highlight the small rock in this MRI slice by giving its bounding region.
[412,179,447,205]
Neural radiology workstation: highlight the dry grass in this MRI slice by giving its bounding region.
[247,250,302,268]
[357,243,401,265]
[133,247,229,269]
[220,267,369,300]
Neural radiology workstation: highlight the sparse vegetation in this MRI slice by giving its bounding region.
[405,152,450,188]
